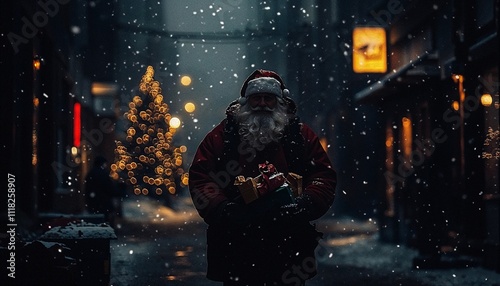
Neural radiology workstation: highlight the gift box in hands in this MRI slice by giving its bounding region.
[234,161,303,206]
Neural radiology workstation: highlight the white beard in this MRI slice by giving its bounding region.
[236,102,289,150]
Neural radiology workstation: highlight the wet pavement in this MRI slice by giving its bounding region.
[110,195,500,286]
[110,196,215,285]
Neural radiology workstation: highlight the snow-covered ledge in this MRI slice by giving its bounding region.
[40,221,117,240]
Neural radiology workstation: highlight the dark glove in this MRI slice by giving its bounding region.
[218,201,251,226]
[275,194,315,222]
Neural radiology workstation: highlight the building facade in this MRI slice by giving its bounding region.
[339,0,500,271]
[2,0,118,222]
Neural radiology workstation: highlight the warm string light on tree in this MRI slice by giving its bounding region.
[111,66,189,196]
[483,127,500,159]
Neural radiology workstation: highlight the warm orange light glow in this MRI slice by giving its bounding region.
[32,130,38,166]
[33,59,41,70]
[385,124,394,217]
[401,117,412,158]
[166,275,177,281]
[452,101,459,111]
[181,174,189,186]
[73,102,81,147]
[452,74,465,176]
[402,117,411,127]
[134,188,141,195]
[91,82,119,96]
[184,102,195,113]
[168,186,176,194]
[319,137,328,151]
[385,136,393,148]
[481,93,493,107]
[180,75,192,86]
[325,235,369,246]
[352,27,387,73]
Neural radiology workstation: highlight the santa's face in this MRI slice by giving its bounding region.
[248,93,278,110]
[236,94,288,150]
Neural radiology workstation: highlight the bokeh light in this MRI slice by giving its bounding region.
[169,117,181,128]
[184,102,195,113]
[180,75,192,86]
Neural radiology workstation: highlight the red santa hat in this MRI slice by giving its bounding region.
[240,69,290,100]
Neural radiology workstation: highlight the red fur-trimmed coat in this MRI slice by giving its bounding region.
[188,101,337,283]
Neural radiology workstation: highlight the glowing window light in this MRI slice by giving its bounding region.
[91,82,119,96]
[401,117,412,158]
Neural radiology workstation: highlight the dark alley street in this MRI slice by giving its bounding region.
[109,195,500,286]
[4,1,500,286]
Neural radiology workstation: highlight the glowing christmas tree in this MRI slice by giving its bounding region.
[111,66,188,196]
[482,127,500,159]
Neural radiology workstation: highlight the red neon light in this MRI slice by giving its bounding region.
[73,102,81,147]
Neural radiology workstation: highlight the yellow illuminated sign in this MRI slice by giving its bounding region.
[352,27,387,73]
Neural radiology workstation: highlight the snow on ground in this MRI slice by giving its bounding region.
[116,196,500,285]
[317,218,500,286]
[120,194,202,225]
